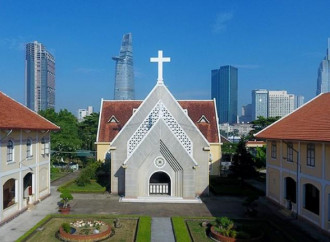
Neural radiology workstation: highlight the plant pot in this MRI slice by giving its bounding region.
[209,226,264,242]
[59,205,71,214]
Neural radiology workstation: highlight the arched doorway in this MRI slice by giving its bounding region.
[149,172,171,195]
[23,173,33,199]
[3,179,16,209]
[304,183,319,215]
[285,177,296,203]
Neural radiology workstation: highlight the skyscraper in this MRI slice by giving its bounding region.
[294,95,305,109]
[113,33,134,100]
[316,38,330,95]
[252,89,268,120]
[268,91,294,118]
[211,65,238,124]
[25,41,55,112]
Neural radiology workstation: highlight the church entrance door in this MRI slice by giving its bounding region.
[149,172,171,195]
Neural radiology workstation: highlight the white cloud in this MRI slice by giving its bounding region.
[0,37,26,51]
[234,64,260,69]
[74,68,104,74]
[213,12,233,33]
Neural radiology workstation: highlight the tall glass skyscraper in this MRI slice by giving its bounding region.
[316,38,330,95]
[25,41,55,112]
[113,33,134,100]
[211,65,238,124]
[252,89,268,120]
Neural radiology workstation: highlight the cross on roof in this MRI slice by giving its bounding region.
[150,50,171,84]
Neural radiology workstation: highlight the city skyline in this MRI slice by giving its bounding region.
[0,1,330,114]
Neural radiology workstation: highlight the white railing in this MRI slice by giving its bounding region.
[149,183,169,195]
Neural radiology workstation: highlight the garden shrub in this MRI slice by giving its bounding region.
[62,223,71,233]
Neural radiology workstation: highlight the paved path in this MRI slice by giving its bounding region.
[151,217,175,242]
[0,171,80,242]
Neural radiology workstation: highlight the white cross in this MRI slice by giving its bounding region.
[150,50,171,84]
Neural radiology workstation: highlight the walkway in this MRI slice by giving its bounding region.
[0,171,80,242]
[151,217,175,242]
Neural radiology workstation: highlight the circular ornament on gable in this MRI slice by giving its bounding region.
[154,157,166,168]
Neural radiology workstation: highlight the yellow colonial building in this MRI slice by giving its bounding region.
[0,92,59,224]
[256,93,330,232]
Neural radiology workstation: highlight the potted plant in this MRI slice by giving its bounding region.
[58,190,73,214]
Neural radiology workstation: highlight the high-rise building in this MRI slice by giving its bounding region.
[211,65,238,124]
[252,89,268,120]
[78,106,94,122]
[316,38,330,95]
[268,91,294,118]
[25,41,55,112]
[113,33,134,100]
[294,95,305,109]
[240,104,252,123]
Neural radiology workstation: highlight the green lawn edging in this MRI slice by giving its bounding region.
[57,179,106,193]
[136,216,151,242]
[172,217,191,242]
[16,214,53,242]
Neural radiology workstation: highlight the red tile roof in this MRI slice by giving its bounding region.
[97,100,219,143]
[255,93,330,142]
[0,91,60,130]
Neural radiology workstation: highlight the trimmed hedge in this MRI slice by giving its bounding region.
[172,217,191,242]
[16,214,53,242]
[136,216,151,242]
[57,179,106,193]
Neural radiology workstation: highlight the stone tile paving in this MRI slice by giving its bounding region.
[151,217,175,242]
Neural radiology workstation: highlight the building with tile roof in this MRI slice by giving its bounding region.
[96,51,221,202]
[255,93,330,232]
[0,91,59,224]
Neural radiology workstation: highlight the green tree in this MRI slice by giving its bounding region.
[39,109,81,160]
[247,116,280,140]
[78,112,99,151]
[230,139,256,179]
[254,146,266,168]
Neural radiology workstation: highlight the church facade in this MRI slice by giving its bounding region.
[96,51,221,200]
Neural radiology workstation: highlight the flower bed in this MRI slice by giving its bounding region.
[58,219,112,241]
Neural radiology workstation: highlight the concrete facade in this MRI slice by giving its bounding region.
[110,83,210,199]
[0,129,51,223]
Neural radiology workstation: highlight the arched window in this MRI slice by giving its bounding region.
[7,140,14,162]
[26,139,32,158]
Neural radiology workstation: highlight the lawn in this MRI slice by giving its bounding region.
[50,172,69,182]
[185,218,297,242]
[58,180,106,193]
[209,177,264,196]
[18,215,147,242]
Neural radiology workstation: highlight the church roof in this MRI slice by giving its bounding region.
[97,100,219,143]
[0,91,60,130]
[255,93,330,142]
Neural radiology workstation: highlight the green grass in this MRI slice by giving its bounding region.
[172,217,191,242]
[17,214,140,242]
[209,177,264,196]
[136,216,151,242]
[50,172,69,182]
[185,218,298,242]
[58,180,106,193]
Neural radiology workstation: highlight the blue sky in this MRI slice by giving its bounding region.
[0,0,329,116]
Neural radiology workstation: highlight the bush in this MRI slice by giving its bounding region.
[62,223,71,233]
[76,172,91,186]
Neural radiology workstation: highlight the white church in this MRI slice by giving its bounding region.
[96,51,221,202]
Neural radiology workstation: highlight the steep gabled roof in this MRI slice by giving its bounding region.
[0,91,60,130]
[255,93,330,142]
[97,100,219,143]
